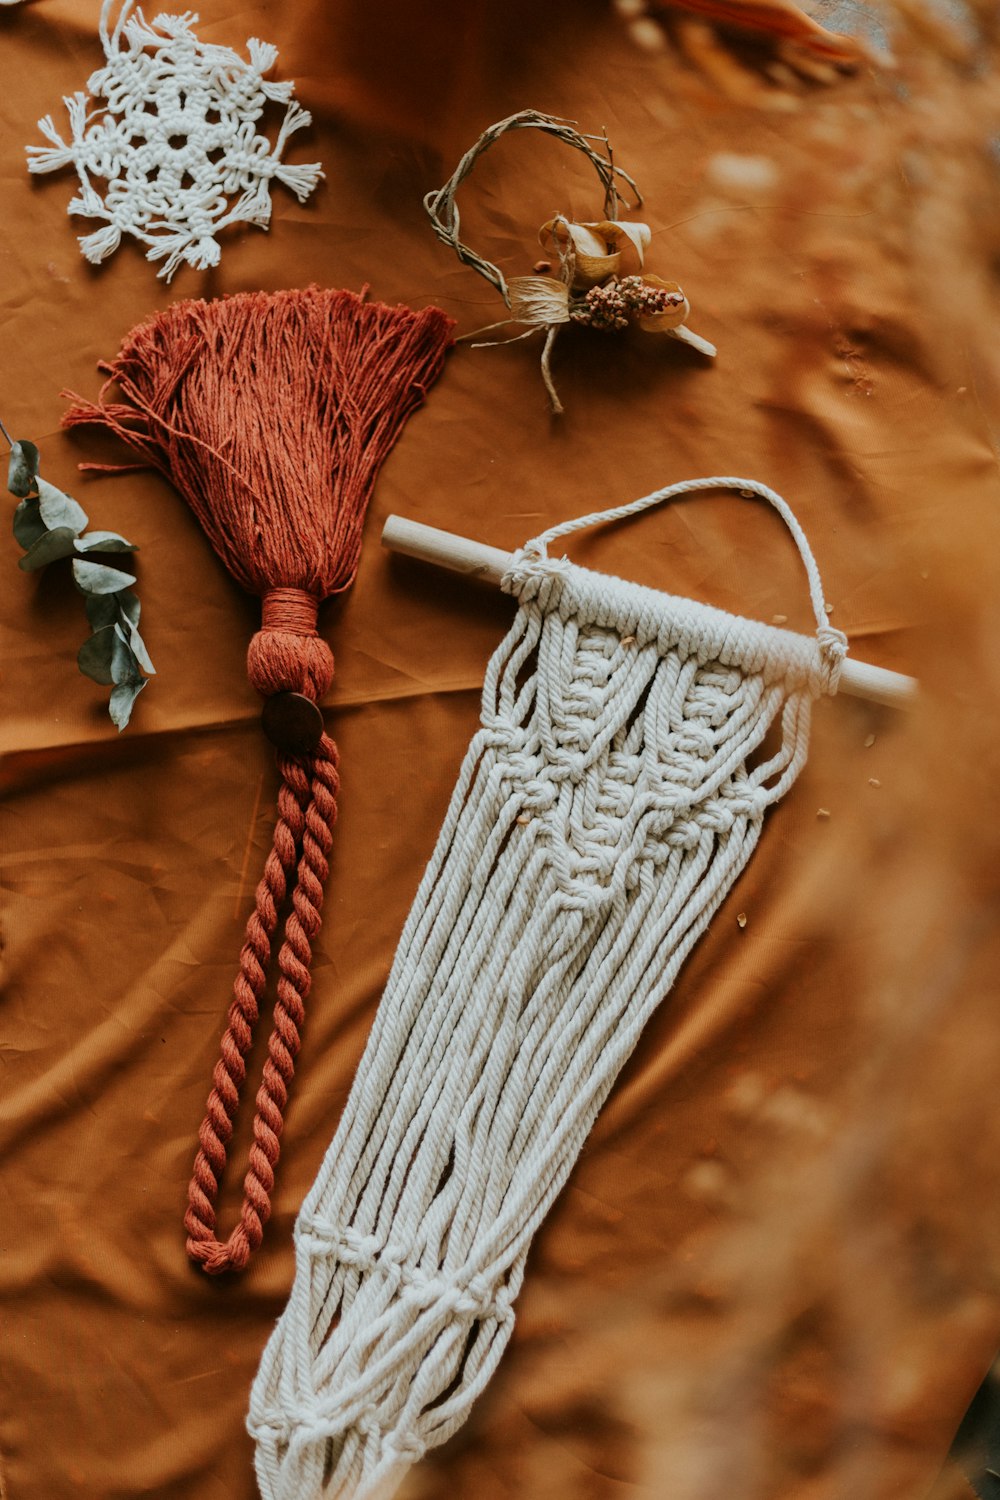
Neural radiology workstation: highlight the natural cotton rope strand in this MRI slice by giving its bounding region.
[250,478,846,1497]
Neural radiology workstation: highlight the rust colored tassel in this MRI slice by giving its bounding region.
[64,286,454,1274]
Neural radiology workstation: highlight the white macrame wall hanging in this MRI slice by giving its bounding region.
[26,0,322,281]
[249,477,908,1500]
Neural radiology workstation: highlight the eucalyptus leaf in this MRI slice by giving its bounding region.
[110,631,143,687]
[114,618,155,676]
[13,496,46,549]
[117,590,141,629]
[85,592,119,631]
[8,440,40,499]
[72,558,137,594]
[74,530,138,554]
[110,676,146,731]
[18,526,79,571]
[77,625,118,686]
[37,476,89,536]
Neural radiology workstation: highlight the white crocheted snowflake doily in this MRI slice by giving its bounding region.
[27,0,323,281]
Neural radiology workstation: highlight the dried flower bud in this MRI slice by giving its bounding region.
[571,282,630,332]
[622,274,691,331]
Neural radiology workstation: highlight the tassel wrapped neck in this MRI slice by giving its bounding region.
[250,586,334,703]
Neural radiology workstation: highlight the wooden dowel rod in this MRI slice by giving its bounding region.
[384,515,511,584]
[382,514,917,709]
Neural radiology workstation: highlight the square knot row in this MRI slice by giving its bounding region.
[296,1223,513,1325]
[398,1265,514,1325]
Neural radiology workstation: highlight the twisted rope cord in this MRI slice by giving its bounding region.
[185,735,340,1276]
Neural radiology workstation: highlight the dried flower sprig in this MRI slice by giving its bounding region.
[568,272,704,335]
[424,109,716,413]
[2,419,154,729]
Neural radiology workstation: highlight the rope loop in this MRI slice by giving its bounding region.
[184,734,341,1275]
[528,475,843,669]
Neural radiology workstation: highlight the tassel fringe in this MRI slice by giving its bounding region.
[64,287,454,1273]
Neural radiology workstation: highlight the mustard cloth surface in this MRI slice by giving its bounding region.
[1,3,999,1498]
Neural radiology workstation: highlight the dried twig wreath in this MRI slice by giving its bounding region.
[424,109,716,413]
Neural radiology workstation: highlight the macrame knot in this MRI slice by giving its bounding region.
[195,1223,252,1275]
[356,1408,380,1439]
[401,1270,446,1313]
[816,623,849,695]
[337,1227,382,1270]
[248,587,334,700]
[386,1431,426,1463]
[454,1272,494,1319]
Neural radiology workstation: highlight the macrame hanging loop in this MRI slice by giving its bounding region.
[525,474,848,688]
[249,477,845,1497]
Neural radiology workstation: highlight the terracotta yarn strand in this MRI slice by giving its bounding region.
[63,287,454,1274]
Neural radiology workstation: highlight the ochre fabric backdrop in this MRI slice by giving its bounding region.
[1,3,999,1498]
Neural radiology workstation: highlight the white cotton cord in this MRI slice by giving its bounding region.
[249,486,842,1499]
[26,0,322,281]
[528,475,847,690]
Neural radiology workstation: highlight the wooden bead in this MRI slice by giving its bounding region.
[261,691,325,754]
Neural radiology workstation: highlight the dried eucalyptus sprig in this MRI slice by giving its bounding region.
[2,419,154,729]
[424,109,716,413]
